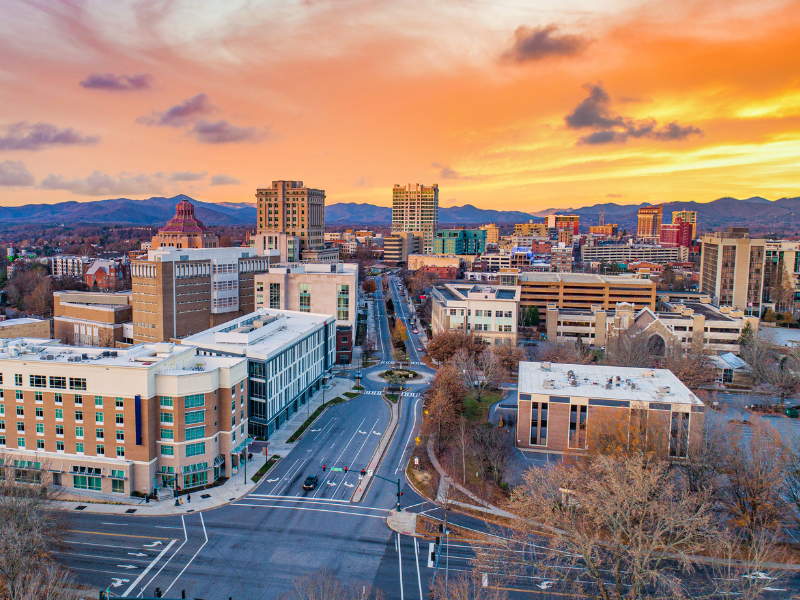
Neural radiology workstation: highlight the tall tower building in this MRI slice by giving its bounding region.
[598,209,605,226]
[392,183,439,254]
[699,228,765,314]
[256,181,325,252]
[637,206,663,241]
[672,210,698,239]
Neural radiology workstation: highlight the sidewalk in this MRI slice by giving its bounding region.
[55,377,356,516]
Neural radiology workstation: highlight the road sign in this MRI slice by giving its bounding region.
[414,457,419,467]
[330,467,343,472]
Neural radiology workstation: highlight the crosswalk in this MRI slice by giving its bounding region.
[378,360,425,366]
[362,390,420,397]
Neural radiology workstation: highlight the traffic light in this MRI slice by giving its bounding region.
[344,466,348,473]
[430,550,436,563]
[322,464,326,471]
[360,468,366,477]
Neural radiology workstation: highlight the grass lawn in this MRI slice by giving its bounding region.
[251,455,281,483]
[386,393,399,403]
[343,391,360,399]
[462,390,502,424]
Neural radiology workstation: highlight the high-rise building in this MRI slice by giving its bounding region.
[151,200,219,249]
[433,229,487,255]
[551,243,573,272]
[699,228,765,313]
[480,223,500,245]
[589,224,619,237]
[637,206,663,241]
[672,210,698,239]
[514,221,548,237]
[392,183,439,254]
[546,215,580,235]
[384,232,421,264]
[255,181,325,253]
[660,220,694,248]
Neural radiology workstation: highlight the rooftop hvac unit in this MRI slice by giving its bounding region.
[81,354,89,360]
[606,382,613,389]
[657,386,671,395]
[642,369,655,378]
[543,379,555,389]
[67,356,80,362]
[570,380,578,386]
[541,361,551,371]
[110,351,118,358]
[631,383,639,390]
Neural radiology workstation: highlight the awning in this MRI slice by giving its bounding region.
[232,437,255,455]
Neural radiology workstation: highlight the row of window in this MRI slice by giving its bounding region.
[0,436,126,457]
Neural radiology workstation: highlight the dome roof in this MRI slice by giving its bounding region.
[158,200,212,234]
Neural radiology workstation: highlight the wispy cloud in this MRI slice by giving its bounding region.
[0,122,100,151]
[209,173,242,185]
[502,24,588,63]
[137,93,217,128]
[192,120,265,144]
[80,73,153,91]
[0,160,35,186]
[169,170,207,181]
[39,171,164,196]
[432,162,473,180]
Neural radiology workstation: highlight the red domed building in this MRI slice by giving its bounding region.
[151,200,219,249]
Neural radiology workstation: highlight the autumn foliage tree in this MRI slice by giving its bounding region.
[427,331,485,364]
[362,278,377,294]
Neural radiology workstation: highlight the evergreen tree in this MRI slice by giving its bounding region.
[532,305,540,326]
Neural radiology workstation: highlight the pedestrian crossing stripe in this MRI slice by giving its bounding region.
[362,390,420,397]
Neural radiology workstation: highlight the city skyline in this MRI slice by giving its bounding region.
[0,0,799,212]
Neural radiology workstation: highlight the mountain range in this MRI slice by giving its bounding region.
[0,194,797,234]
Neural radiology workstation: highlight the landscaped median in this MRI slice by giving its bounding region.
[251,455,281,483]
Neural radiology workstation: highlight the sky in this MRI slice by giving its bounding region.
[0,0,799,212]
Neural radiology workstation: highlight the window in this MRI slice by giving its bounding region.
[116,446,125,457]
[96,428,104,439]
[269,283,281,309]
[96,444,105,455]
[95,412,104,424]
[75,426,84,438]
[75,410,83,422]
[0,435,5,446]
[16,422,24,432]
[115,398,124,409]
[56,441,64,451]
[0,420,5,430]
[35,423,43,434]
[55,408,63,420]
[160,412,173,424]
[37,439,45,449]
[15,390,22,402]
[669,412,690,459]
[299,283,311,312]
[14,374,22,386]
[186,426,204,440]
[110,469,124,479]
[30,375,46,388]
[111,479,124,493]
[49,376,66,389]
[35,392,43,402]
[69,378,86,391]
[337,284,350,321]
[55,424,63,435]
[35,407,43,418]
[160,428,174,440]
[185,394,204,409]
[161,445,174,456]
[16,406,23,417]
[530,402,548,446]
[73,475,101,491]
[95,396,103,407]
[74,395,83,406]
[160,396,173,408]
[115,414,124,425]
[569,405,587,449]
[185,410,204,425]
[231,400,235,411]
[17,437,24,448]
[75,442,84,454]
[0,404,3,415]
[186,442,205,457]
[116,430,124,441]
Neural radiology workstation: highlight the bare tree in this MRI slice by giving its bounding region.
[452,348,507,403]
[535,341,591,365]
[361,333,377,363]
[662,339,716,389]
[492,342,524,374]
[428,387,458,452]
[456,416,470,485]
[471,423,509,485]
[603,329,653,368]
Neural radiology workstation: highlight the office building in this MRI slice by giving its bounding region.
[589,224,619,237]
[384,232,421,265]
[250,232,300,263]
[580,244,688,264]
[433,229,487,255]
[480,223,500,245]
[546,215,580,235]
[255,180,326,253]
[130,247,271,344]
[0,338,247,496]
[699,228,766,313]
[763,240,800,306]
[431,284,520,345]
[0,318,50,339]
[637,206,663,241]
[551,243,573,273]
[150,200,220,250]
[519,273,656,311]
[53,291,133,347]
[392,183,439,254]
[557,230,574,246]
[181,309,336,439]
[545,299,758,354]
[672,210,698,239]
[515,362,704,456]
[49,255,91,279]
[660,220,693,248]
[514,221,548,237]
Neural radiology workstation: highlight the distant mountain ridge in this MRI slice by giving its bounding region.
[324,202,536,225]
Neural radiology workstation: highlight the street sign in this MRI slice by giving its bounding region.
[330,467,343,472]
[414,457,419,467]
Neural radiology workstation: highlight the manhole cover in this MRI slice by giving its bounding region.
[75,505,86,510]
[201,494,211,499]
[125,509,137,514]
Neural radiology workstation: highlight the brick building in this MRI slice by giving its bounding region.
[53,291,133,347]
[84,258,131,291]
[150,199,220,250]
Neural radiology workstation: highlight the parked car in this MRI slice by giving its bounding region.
[303,475,319,490]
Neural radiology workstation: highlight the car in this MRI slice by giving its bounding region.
[417,346,424,352]
[412,328,419,334]
[303,475,319,490]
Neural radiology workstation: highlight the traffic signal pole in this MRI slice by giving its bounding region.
[370,472,402,512]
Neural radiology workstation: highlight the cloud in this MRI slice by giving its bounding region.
[565,83,703,144]
[354,176,373,188]
[169,170,207,181]
[606,193,625,198]
[39,170,164,196]
[137,93,217,127]
[191,120,264,144]
[0,122,100,151]
[80,73,153,91]
[0,160,35,186]
[502,25,588,63]
[432,162,473,180]
[209,173,242,185]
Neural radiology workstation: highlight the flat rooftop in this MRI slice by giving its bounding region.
[518,361,703,406]
[518,273,654,286]
[180,308,333,360]
[0,317,46,328]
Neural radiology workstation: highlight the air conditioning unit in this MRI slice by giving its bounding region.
[541,361,551,371]
[657,386,671,395]
[642,369,655,378]
[543,379,555,389]
[631,383,639,390]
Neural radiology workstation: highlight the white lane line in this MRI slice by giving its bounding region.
[335,416,380,500]
[398,533,405,600]
[101,522,129,526]
[53,551,153,564]
[135,515,190,597]
[414,537,423,600]
[236,503,385,518]
[154,526,184,530]
[395,396,421,474]
[313,416,367,498]
[120,538,176,597]
[267,458,299,495]
[245,496,390,511]
[68,541,144,551]
[163,513,208,596]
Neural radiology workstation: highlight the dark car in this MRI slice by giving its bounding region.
[303,475,318,490]
[412,328,419,334]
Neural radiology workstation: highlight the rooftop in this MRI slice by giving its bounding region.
[433,283,520,303]
[144,246,257,263]
[518,362,703,406]
[157,200,212,235]
[0,317,46,328]
[180,308,333,360]
[518,273,654,286]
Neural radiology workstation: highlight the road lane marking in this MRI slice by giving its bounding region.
[245,495,389,510]
[236,503,386,518]
[101,522,129,526]
[52,551,153,564]
[396,396,421,474]
[120,538,176,596]
[67,530,171,540]
[154,526,184,530]
[313,415,367,498]
[414,537,423,600]
[163,513,208,596]
[398,533,405,600]
[134,515,189,598]
[68,541,145,551]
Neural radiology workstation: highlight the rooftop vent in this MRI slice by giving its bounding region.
[541,361,551,371]
[657,386,671,395]
[543,379,555,389]
[642,369,655,378]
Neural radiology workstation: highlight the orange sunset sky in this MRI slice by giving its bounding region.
[0,0,799,212]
